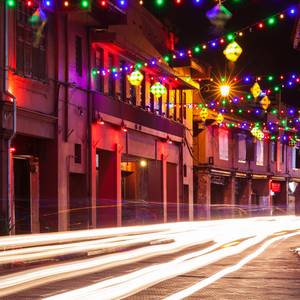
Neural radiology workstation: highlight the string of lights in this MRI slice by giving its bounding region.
[88,5,298,80]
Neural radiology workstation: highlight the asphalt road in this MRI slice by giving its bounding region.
[0,216,300,299]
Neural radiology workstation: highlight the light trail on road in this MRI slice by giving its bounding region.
[41,216,300,300]
[0,216,299,299]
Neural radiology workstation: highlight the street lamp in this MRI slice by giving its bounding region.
[220,84,230,97]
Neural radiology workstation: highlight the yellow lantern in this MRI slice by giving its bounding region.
[128,70,144,86]
[200,108,208,122]
[251,127,264,140]
[223,41,243,62]
[216,113,224,124]
[251,82,262,99]
[260,95,271,110]
[150,82,167,98]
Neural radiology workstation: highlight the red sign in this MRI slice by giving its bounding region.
[271,182,281,193]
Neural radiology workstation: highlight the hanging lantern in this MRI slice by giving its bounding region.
[216,113,224,124]
[260,95,271,110]
[251,127,264,140]
[150,82,167,98]
[223,41,243,62]
[128,70,144,86]
[251,82,262,99]
[200,108,208,122]
[206,4,232,29]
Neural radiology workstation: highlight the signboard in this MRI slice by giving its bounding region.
[271,182,281,193]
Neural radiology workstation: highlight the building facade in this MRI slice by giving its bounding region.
[0,0,203,234]
[193,108,300,219]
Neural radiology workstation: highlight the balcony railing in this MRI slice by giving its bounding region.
[93,93,185,138]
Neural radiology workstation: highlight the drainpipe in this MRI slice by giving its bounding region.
[87,27,92,227]
[64,14,69,142]
[2,3,16,234]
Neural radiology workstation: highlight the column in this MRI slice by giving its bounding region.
[0,137,10,235]
[224,176,235,217]
[162,154,167,223]
[115,143,122,226]
[197,172,211,220]
[90,140,97,229]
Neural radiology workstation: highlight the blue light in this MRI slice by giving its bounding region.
[288,81,293,86]
[289,8,296,15]
[244,77,250,83]
[179,52,184,57]
[119,0,126,7]
[211,42,217,47]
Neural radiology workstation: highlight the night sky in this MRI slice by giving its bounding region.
[145,0,300,105]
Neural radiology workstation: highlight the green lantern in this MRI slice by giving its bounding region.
[150,82,167,98]
[128,70,144,86]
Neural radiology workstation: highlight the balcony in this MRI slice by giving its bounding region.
[92,93,185,138]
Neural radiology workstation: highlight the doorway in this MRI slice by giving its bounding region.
[14,158,31,234]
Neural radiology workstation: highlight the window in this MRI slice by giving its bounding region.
[292,147,300,169]
[183,164,187,177]
[256,140,264,166]
[166,85,170,118]
[16,2,46,80]
[174,90,177,121]
[219,129,229,161]
[74,144,82,164]
[271,142,277,162]
[140,73,146,108]
[130,85,136,105]
[95,48,104,92]
[183,92,187,120]
[238,134,246,163]
[108,54,115,97]
[280,144,285,163]
[75,36,83,76]
[120,60,127,101]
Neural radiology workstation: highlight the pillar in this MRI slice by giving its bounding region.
[224,176,235,217]
[0,137,10,235]
[197,172,211,220]
[162,154,167,223]
[90,140,97,229]
[115,143,122,226]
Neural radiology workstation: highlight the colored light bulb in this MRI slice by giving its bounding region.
[267,17,276,26]
[81,0,89,8]
[7,0,16,7]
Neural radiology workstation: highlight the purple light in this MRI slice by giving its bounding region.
[151,60,156,65]
[221,108,225,113]
[292,74,296,79]
[289,109,295,115]
[289,8,296,15]
[288,81,293,86]
[233,97,239,104]
[45,0,51,6]
[255,109,260,114]
[211,42,217,47]
[179,52,184,57]
[270,127,275,131]
[244,77,250,83]
[210,102,215,107]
